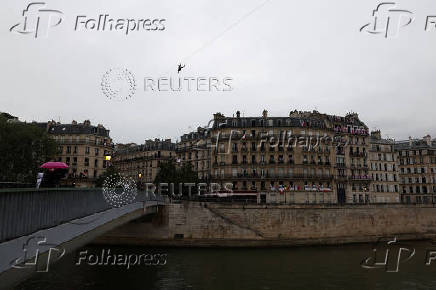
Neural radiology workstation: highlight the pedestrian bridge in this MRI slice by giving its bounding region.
[0,188,165,289]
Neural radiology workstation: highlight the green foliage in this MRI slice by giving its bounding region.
[154,161,199,195]
[0,116,56,183]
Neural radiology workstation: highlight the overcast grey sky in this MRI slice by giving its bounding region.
[1,0,435,144]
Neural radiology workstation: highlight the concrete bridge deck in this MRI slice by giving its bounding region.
[0,188,164,289]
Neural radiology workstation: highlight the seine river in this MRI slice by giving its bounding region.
[15,241,436,290]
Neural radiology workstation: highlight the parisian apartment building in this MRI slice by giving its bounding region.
[368,130,400,203]
[112,139,176,183]
[174,110,435,205]
[395,135,436,203]
[177,110,375,204]
[30,111,434,201]
[37,120,114,187]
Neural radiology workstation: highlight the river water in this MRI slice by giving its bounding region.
[14,241,436,290]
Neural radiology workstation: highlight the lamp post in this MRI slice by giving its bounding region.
[105,155,112,167]
[138,173,143,190]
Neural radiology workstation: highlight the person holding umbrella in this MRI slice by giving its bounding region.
[38,162,69,188]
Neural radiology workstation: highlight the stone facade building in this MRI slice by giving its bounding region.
[368,130,400,203]
[177,128,211,181]
[37,120,114,187]
[395,135,436,204]
[177,110,371,204]
[113,139,176,183]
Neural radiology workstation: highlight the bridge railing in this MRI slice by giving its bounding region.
[0,188,163,243]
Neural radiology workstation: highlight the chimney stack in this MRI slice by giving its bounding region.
[262,109,268,119]
[370,130,381,140]
[424,135,431,146]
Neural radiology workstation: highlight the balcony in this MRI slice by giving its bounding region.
[349,152,367,158]
[349,176,372,181]
[316,147,330,154]
[217,173,334,180]
[290,174,334,180]
[350,164,364,169]
[56,139,113,147]
[236,173,259,179]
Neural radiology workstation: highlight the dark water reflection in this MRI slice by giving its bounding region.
[14,241,436,290]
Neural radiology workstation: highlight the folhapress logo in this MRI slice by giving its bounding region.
[10,2,63,38]
[360,2,414,38]
[10,236,65,272]
[10,2,166,39]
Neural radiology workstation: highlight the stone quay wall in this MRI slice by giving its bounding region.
[95,202,436,247]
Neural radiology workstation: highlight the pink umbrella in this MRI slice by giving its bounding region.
[40,162,69,169]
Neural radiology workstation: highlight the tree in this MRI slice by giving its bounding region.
[154,161,199,196]
[95,165,120,188]
[0,115,56,184]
